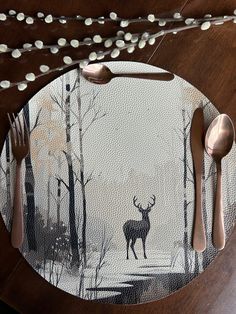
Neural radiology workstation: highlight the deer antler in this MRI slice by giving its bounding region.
[133,196,141,209]
[147,195,156,209]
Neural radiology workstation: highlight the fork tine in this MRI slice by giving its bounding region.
[7,113,17,146]
[22,114,30,146]
[13,113,21,146]
[17,113,24,146]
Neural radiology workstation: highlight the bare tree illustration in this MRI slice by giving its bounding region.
[23,104,42,251]
[51,73,80,266]
[75,71,106,266]
[76,227,112,300]
[180,108,191,279]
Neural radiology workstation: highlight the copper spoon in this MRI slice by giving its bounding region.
[81,64,174,84]
[205,114,235,250]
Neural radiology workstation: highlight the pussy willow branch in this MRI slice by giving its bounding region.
[0,15,235,93]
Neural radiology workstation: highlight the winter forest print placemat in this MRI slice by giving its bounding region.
[0,62,236,304]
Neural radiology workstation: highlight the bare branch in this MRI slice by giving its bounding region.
[187,178,194,184]
[184,121,191,131]
[50,192,57,203]
[57,177,69,190]
[30,108,43,133]
[0,163,6,175]
[61,191,69,202]
[50,95,66,114]
[186,161,194,178]
[82,110,106,137]
[85,170,94,186]
[81,89,101,122]
[72,150,81,163]
[73,170,82,184]
[187,201,193,207]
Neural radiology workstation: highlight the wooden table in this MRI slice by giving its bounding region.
[0,1,235,313]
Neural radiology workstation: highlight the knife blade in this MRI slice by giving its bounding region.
[190,107,206,252]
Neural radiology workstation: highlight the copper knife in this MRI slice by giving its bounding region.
[190,107,206,252]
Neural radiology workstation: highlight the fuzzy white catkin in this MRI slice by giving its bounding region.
[50,47,59,54]
[0,13,7,21]
[173,12,181,19]
[37,12,44,18]
[93,35,102,43]
[18,83,27,91]
[148,38,156,45]
[127,46,135,53]
[16,13,25,21]
[131,36,139,43]
[12,49,21,58]
[104,39,113,48]
[9,10,16,15]
[158,20,166,26]
[70,39,79,48]
[25,73,36,81]
[23,43,32,49]
[35,40,43,49]
[110,12,117,20]
[89,52,97,61]
[111,48,120,58]
[0,80,10,88]
[97,53,105,60]
[26,17,34,24]
[40,65,50,73]
[45,15,53,23]
[147,14,155,22]
[59,19,67,24]
[58,38,66,46]
[138,40,146,49]
[98,17,105,24]
[120,20,129,27]
[79,60,89,68]
[201,21,211,30]
[0,44,8,52]
[85,18,92,25]
[63,56,72,64]
[124,33,132,41]
[116,40,125,48]
[185,18,195,25]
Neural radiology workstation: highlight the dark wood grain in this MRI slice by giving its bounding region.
[0,0,236,313]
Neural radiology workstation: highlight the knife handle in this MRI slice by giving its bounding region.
[193,173,206,252]
[213,162,225,250]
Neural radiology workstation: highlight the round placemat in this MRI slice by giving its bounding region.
[0,62,235,304]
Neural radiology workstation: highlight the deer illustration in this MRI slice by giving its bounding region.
[123,195,156,260]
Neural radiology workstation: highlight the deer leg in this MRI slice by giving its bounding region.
[126,239,130,260]
[142,238,147,259]
[130,239,138,259]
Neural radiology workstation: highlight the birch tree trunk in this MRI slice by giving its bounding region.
[56,156,62,230]
[77,73,87,266]
[23,104,37,251]
[56,178,62,229]
[65,77,80,265]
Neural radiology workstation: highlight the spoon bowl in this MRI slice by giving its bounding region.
[81,64,175,84]
[205,114,235,161]
[205,114,235,250]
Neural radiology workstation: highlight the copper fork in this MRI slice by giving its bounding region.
[8,113,30,248]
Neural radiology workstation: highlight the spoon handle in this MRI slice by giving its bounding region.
[213,162,225,250]
[114,72,174,81]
